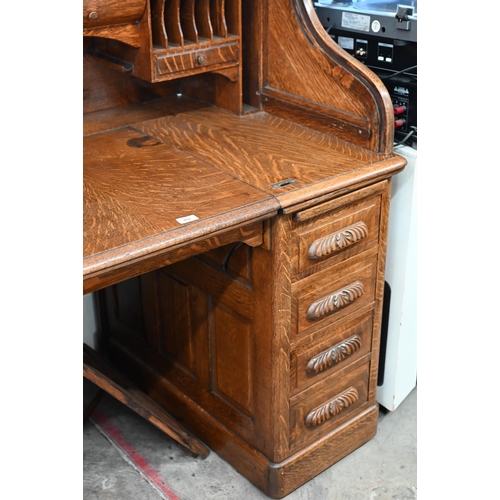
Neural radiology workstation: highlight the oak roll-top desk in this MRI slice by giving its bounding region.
[83,0,407,497]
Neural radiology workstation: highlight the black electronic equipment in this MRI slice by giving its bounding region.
[315,1,417,148]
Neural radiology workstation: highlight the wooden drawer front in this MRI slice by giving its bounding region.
[294,192,381,276]
[83,0,146,28]
[289,360,369,450]
[290,312,372,396]
[292,253,378,339]
[154,41,239,79]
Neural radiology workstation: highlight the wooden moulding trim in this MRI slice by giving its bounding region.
[83,23,141,48]
[82,26,139,39]
[261,88,372,144]
[83,208,278,295]
[84,201,277,273]
[278,155,406,212]
[291,180,388,222]
[266,405,378,498]
[153,60,239,83]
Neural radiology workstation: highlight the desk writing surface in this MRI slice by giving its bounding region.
[83,125,279,292]
[83,96,405,293]
[135,103,405,209]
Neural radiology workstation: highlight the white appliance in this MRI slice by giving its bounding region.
[377,144,417,411]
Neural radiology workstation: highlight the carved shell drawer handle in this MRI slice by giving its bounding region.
[305,387,359,427]
[306,335,362,375]
[307,281,364,321]
[308,221,368,260]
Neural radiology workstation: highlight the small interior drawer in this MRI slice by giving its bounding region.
[292,253,378,340]
[83,0,146,29]
[288,359,369,450]
[154,40,239,80]
[290,312,373,396]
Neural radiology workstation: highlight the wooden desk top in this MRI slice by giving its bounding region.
[84,96,405,294]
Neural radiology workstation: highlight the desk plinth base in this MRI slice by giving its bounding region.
[107,337,378,498]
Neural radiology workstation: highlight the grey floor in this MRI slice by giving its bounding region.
[83,380,416,500]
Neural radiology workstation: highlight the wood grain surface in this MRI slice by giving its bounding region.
[83,125,279,290]
[83,97,404,293]
[83,343,209,458]
[83,0,147,28]
[135,102,405,205]
[83,1,408,496]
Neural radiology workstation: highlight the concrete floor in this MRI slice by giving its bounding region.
[83,380,417,500]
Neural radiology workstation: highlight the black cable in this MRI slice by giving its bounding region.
[222,242,244,272]
[325,23,335,35]
[394,127,416,149]
[381,65,417,82]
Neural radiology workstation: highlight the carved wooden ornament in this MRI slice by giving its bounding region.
[305,387,359,427]
[306,335,362,374]
[308,221,368,260]
[307,281,365,321]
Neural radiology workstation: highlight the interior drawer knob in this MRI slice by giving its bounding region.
[305,387,359,427]
[306,335,362,374]
[308,221,368,260]
[307,281,364,321]
[83,0,147,29]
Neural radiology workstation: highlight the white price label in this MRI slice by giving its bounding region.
[176,214,199,224]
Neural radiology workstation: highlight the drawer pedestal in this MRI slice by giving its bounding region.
[100,180,392,498]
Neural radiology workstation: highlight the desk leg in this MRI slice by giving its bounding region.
[83,344,210,459]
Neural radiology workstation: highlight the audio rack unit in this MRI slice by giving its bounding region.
[315,1,417,148]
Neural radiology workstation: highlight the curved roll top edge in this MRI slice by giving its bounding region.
[262,0,396,153]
